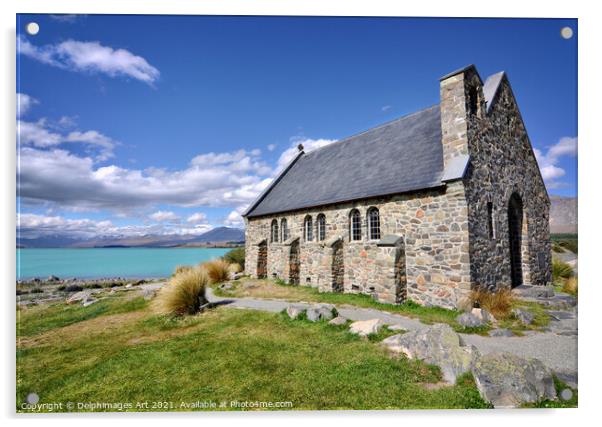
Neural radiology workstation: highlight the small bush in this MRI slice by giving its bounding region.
[223,247,245,269]
[65,284,84,292]
[30,288,44,294]
[227,263,242,274]
[153,267,209,316]
[173,265,193,276]
[16,289,29,296]
[552,259,573,281]
[203,259,231,284]
[562,277,578,296]
[469,287,514,319]
[84,283,103,289]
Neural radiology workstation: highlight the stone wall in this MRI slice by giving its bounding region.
[245,181,472,309]
[443,67,551,290]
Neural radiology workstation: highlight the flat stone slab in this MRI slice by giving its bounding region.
[472,352,557,408]
[349,319,384,336]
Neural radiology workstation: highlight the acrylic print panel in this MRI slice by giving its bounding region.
[16,14,578,412]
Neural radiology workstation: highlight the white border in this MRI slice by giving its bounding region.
[2,1,600,426]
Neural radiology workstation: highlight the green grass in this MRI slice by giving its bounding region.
[214,279,489,334]
[17,294,492,412]
[551,234,578,254]
[17,295,148,336]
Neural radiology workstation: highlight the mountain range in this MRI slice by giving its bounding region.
[17,226,245,248]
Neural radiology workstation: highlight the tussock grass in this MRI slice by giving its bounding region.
[153,267,209,316]
[173,265,193,276]
[203,259,230,284]
[562,276,578,296]
[468,287,514,319]
[227,263,242,274]
[552,259,574,281]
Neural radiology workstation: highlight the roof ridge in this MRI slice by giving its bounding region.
[303,104,440,158]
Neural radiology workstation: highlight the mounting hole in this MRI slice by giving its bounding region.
[26,22,40,35]
[560,27,573,39]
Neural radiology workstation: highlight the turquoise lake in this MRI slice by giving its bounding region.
[16,248,231,280]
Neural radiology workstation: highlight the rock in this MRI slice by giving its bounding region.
[66,291,91,304]
[514,285,555,299]
[387,324,407,331]
[488,328,514,337]
[349,319,384,336]
[328,316,348,326]
[381,323,479,384]
[47,275,60,282]
[471,352,557,408]
[471,308,496,324]
[456,312,485,328]
[306,304,335,322]
[286,304,306,319]
[512,308,534,325]
[82,297,98,307]
[125,283,133,289]
[142,289,156,300]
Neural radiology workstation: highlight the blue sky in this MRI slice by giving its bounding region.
[16,15,577,240]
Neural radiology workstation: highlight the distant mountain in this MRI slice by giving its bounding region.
[188,226,244,243]
[17,227,245,248]
[550,196,577,234]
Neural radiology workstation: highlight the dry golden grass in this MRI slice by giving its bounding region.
[203,259,231,284]
[227,263,242,274]
[468,287,515,319]
[562,276,578,296]
[153,267,209,315]
[174,265,193,276]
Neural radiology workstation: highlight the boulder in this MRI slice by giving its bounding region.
[349,319,384,336]
[306,304,335,322]
[512,308,534,325]
[66,291,91,304]
[488,328,514,337]
[471,352,557,408]
[381,323,479,384]
[471,308,496,324]
[286,304,306,319]
[47,275,60,282]
[328,316,348,326]
[456,312,485,328]
[125,283,133,289]
[82,297,98,307]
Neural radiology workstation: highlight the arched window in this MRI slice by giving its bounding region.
[317,214,326,241]
[281,218,288,242]
[270,219,279,243]
[304,216,313,241]
[368,207,381,240]
[349,209,362,241]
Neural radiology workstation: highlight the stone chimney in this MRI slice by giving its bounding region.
[439,64,484,168]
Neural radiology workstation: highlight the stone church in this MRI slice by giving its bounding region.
[242,64,551,309]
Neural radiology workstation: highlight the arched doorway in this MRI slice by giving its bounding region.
[256,241,267,279]
[508,193,524,288]
[332,240,344,292]
[394,241,407,303]
[288,239,300,285]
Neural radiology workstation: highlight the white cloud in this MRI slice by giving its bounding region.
[267,143,277,152]
[18,119,117,161]
[17,213,214,240]
[49,14,79,23]
[18,36,160,85]
[534,137,577,187]
[18,145,272,213]
[381,105,392,112]
[186,212,207,224]
[17,93,38,117]
[149,210,180,222]
[275,137,337,174]
[223,206,247,228]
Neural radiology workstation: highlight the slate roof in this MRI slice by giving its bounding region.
[245,105,445,218]
[244,67,506,218]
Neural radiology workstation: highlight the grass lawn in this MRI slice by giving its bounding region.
[213,279,550,335]
[17,290,492,412]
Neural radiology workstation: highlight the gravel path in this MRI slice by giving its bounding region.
[206,288,577,381]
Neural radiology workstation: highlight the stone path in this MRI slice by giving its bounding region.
[205,287,577,384]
